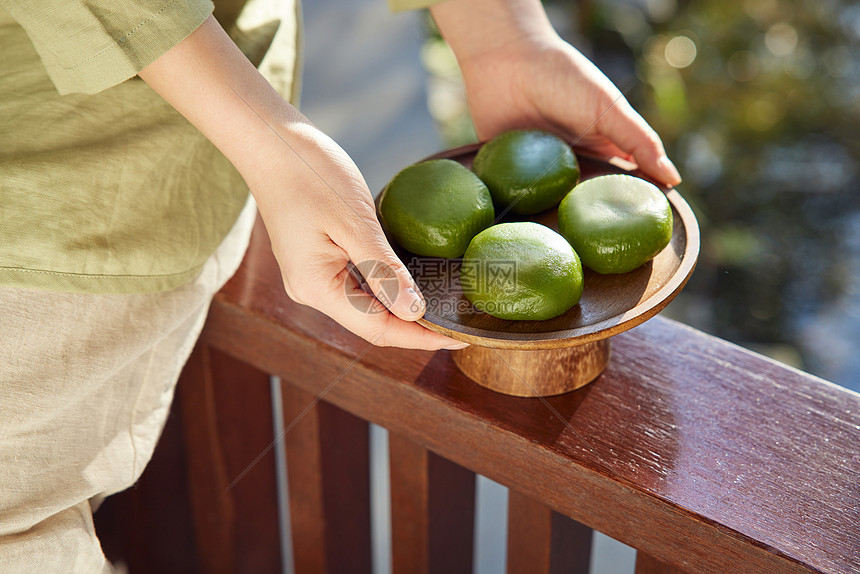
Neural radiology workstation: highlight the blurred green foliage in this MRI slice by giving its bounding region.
[580,0,859,370]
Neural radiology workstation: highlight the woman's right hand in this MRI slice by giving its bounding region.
[140,15,468,350]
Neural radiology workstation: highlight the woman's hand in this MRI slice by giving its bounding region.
[431,0,682,188]
[251,122,468,350]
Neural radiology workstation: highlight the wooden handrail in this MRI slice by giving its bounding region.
[97,215,860,574]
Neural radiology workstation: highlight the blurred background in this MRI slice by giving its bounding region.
[298,1,858,573]
[304,0,860,394]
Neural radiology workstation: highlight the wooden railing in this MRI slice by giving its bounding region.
[95,216,860,574]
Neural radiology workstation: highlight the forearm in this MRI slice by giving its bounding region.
[137,15,456,349]
[138,16,319,208]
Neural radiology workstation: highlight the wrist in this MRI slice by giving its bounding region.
[430,0,557,66]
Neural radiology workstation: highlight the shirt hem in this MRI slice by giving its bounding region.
[0,265,204,295]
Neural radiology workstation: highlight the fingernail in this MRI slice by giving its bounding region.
[659,156,682,186]
[444,342,470,350]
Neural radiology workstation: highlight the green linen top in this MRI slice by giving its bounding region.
[0,0,435,294]
[0,0,296,294]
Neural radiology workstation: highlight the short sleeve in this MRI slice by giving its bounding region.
[388,0,445,12]
[0,0,214,95]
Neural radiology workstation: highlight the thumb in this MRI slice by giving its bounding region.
[344,229,426,322]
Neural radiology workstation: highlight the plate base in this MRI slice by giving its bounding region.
[452,339,610,397]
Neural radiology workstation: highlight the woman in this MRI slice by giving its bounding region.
[0,0,680,569]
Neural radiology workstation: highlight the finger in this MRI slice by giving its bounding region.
[569,137,633,162]
[350,256,424,322]
[332,277,469,350]
[598,101,682,187]
[334,213,427,323]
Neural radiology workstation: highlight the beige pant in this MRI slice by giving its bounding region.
[0,198,257,573]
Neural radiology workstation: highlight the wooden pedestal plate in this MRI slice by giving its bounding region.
[384,144,700,397]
